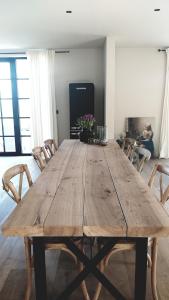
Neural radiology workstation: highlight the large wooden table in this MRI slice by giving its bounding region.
[2,140,169,300]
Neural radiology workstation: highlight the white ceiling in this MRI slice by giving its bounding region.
[0,0,169,50]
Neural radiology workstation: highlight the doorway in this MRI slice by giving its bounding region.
[0,58,31,155]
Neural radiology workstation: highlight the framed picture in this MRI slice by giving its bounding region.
[125,117,155,139]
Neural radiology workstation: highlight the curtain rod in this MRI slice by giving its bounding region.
[158,49,167,52]
[55,51,70,53]
[0,52,25,55]
[0,50,70,55]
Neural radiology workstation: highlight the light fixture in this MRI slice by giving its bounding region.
[154,8,160,12]
[66,10,72,14]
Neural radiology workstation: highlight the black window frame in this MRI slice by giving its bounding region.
[0,57,31,156]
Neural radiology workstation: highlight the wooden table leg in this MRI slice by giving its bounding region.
[135,238,148,300]
[33,237,47,300]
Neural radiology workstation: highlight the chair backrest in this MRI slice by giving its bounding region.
[32,146,48,171]
[121,139,126,151]
[134,147,151,173]
[122,138,136,158]
[127,144,137,160]
[148,164,169,204]
[44,139,57,157]
[2,164,33,204]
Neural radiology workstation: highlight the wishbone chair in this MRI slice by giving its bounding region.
[93,163,169,300]
[132,147,151,173]
[2,164,90,300]
[44,139,58,158]
[32,146,49,171]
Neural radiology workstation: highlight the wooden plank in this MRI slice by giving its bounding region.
[44,141,87,236]
[104,141,169,238]
[32,141,78,197]
[44,140,76,172]
[2,140,77,237]
[84,144,127,237]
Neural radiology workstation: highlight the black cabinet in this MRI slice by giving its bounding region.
[69,83,94,139]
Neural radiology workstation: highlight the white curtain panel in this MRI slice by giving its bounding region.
[27,49,58,147]
[160,49,169,158]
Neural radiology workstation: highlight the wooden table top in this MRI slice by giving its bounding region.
[2,140,169,238]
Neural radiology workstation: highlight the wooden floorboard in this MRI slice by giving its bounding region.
[0,156,169,299]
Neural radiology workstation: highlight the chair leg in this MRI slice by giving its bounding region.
[92,259,105,300]
[24,237,33,300]
[78,243,91,300]
[92,248,125,300]
[151,239,158,300]
[79,261,91,300]
[147,253,152,268]
[92,241,108,300]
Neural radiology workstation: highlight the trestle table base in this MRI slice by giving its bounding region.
[33,237,148,300]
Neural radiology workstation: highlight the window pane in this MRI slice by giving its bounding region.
[1,100,13,117]
[16,59,29,79]
[0,80,12,98]
[0,137,4,151]
[21,136,31,153]
[3,119,14,135]
[17,80,30,98]
[20,118,30,135]
[0,62,11,79]
[19,99,30,117]
[4,137,15,152]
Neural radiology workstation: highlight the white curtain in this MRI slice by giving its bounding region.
[160,49,169,158]
[27,49,58,147]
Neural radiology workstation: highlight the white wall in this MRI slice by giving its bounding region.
[55,48,104,143]
[115,48,166,155]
